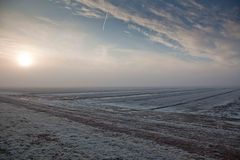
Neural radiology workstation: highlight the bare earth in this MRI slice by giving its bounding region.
[0,88,240,160]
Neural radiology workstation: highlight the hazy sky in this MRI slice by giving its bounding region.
[0,0,240,88]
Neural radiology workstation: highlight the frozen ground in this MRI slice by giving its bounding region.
[0,88,240,159]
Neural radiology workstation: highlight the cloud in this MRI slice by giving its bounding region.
[0,11,88,67]
[52,0,240,65]
[56,0,105,18]
[1,0,240,87]
[35,16,58,25]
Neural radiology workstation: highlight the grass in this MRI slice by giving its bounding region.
[0,148,9,155]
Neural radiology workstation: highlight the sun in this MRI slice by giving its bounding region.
[17,53,33,67]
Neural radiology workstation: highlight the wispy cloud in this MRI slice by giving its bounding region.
[35,16,58,25]
[53,0,240,64]
[56,0,104,18]
[102,12,108,31]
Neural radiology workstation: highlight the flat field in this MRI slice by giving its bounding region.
[0,88,240,160]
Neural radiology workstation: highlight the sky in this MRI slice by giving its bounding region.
[0,0,240,88]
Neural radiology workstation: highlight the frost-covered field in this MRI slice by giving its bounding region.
[0,88,240,159]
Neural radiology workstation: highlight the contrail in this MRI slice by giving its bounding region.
[102,12,108,31]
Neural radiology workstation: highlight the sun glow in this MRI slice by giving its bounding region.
[17,53,33,67]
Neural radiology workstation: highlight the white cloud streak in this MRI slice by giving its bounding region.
[54,0,240,65]
[102,12,108,31]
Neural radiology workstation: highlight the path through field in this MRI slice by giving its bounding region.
[0,88,240,159]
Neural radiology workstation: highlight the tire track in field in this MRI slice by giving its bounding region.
[50,88,210,100]
[0,95,240,160]
[99,88,216,103]
[149,89,240,110]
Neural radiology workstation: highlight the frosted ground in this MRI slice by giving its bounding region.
[0,88,240,159]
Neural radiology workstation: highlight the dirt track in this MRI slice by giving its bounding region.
[0,95,240,160]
